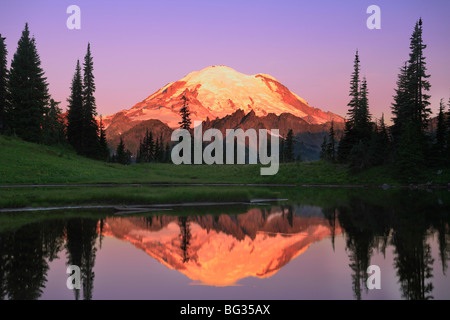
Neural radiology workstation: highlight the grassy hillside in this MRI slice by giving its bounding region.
[0,135,448,186]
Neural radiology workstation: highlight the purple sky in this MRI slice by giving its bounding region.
[1,0,449,122]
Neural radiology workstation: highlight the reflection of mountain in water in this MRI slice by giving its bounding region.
[102,206,341,286]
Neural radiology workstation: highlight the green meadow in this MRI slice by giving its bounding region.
[1,135,448,209]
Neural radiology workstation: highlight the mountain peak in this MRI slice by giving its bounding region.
[105,66,344,129]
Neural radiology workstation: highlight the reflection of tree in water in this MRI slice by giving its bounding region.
[0,234,7,300]
[325,190,450,300]
[393,233,434,300]
[0,220,65,300]
[324,208,338,252]
[285,206,294,228]
[436,221,450,275]
[144,216,153,228]
[65,218,99,300]
[178,217,191,263]
[6,225,49,300]
[99,218,105,249]
[392,212,434,300]
[337,202,378,300]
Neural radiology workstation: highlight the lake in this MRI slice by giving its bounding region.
[0,187,449,300]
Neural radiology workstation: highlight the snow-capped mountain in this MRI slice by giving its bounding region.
[104,65,344,130]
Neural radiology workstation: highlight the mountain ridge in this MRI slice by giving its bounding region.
[103,65,345,159]
[104,65,344,130]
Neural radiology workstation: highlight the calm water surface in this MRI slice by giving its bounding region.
[0,188,449,300]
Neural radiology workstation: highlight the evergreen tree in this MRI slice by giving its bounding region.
[125,149,132,165]
[179,95,192,131]
[396,122,425,180]
[280,137,285,163]
[392,19,432,173]
[0,34,7,134]
[147,130,154,162]
[153,133,164,162]
[349,139,370,172]
[391,63,411,141]
[8,23,49,142]
[433,99,447,164]
[138,129,154,163]
[338,51,374,165]
[320,135,328,161]
[98,116,109,161]
[338,51,372,162]
[357,77,372,142]
[165,142,171,163]
[337,120,355,162]
[326,121,336,162]
[136,138,143,163]
[447,97,450,165]
[158,134,164,162]
[154,135,160,162]
[407,19,431,131]
[116,136,127,165]
[368,114,391,166]
[284,129,294,162]
[67,60,84,153]
[347,50,361,125]
[82,43,99,158]
[42,99,66,145]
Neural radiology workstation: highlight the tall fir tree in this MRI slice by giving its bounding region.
[337,120,355,162]
[434,99,447,164]
[42,99,66,145]
[357,77,372,142]
[67,60,84,153]
[346,50,361,125]
[82,43,99,158]
[391,63,411,141]
[407,18,431,131]
[284,129,294,162]
[320,135,328,161]
[0,34,7,134]
[98,116,109,161]
[154,134,165,162]
[137,129,155,163]
[136,138,143,163]
[368,114,391,166]
[179,95,192,131]
[326,121,336,162]
[158,134,164,162]
[8,23,49,142]
[116,136,127,165]
[396,122,425,180]
[338,51,365,162]
[338,51,373,165]
[447,96,450,165]
[392,19,432,175]
[147,130,154,162]
[280,137,286,163]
